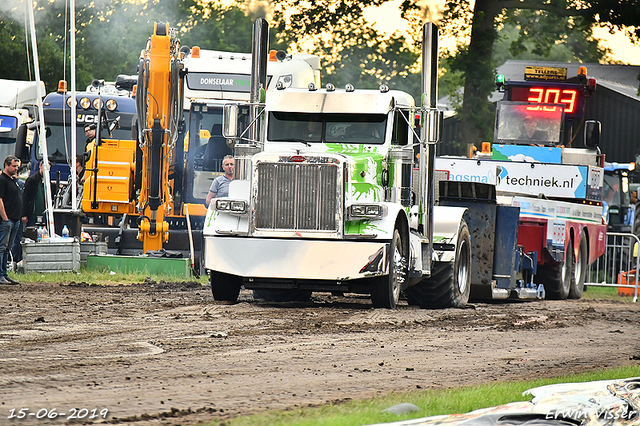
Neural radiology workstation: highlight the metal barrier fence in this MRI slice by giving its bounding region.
[586,232,639,302]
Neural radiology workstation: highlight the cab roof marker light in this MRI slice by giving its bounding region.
[326,83,335,92]
[308,82,317,91]
[345,84,355,92]
[379,84,389,93]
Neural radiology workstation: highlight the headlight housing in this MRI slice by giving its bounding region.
[92,98,104,110]
[349,204,383,219]
[79,97,91,109]
[105,98,118,111]
[216,199,247,214]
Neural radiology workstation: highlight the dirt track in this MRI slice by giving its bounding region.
[0,280,639,425]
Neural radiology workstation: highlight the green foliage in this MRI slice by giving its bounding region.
[271,0,421,97]
[437,0,638,145]
[0,0,256,92]
[495,10,613,65]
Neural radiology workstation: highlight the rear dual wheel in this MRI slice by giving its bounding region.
[540,233,587,300]
[569,234,588,299]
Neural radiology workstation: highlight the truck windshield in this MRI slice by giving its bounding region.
[35,123,131,163]
[268,112,386,145]
[494,102,563,145]
[187,105,233,202]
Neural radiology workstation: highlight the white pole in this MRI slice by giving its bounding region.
[70,0,77,212]
[27,0,56,237]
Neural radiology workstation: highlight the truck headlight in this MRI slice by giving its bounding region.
[349,204,383,219]
[216,199,247,214]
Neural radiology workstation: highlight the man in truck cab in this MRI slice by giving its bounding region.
[84,124,96,148]
[520,115,548,141]
[205,155,234,207]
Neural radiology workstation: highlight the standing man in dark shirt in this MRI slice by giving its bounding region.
[0,156,22,285]
[22,161,46,226]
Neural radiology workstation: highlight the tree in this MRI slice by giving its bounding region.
[432,0,640,146]
[271,0,420,96]
[0,0,261,91]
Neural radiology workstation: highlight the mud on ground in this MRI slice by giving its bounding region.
[1,280,639,425]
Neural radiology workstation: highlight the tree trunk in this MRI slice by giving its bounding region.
[458,0,502,147]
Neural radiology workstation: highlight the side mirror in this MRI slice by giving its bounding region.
[14,123,30,162]
[223,103,239,139]
[584,120,600,148]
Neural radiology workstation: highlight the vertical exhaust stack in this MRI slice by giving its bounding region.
[235,18,269,180]
[420,22,440,275]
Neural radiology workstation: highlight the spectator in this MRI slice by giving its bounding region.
[0,155,22,285]
[76,154,86,184]
[205,155,234,207]
[10,177,25,267]
[60,155,86,209]
[22,161,46,226]
[84,123,96,148]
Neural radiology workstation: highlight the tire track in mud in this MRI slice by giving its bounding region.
[0,283,639,425]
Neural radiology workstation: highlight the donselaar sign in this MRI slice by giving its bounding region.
[186,72,274,93]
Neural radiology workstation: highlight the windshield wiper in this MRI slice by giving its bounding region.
[276,138,312,147]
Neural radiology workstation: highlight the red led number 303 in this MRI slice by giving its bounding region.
[527,88,577,113]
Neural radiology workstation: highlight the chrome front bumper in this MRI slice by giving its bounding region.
[204,236,388,281]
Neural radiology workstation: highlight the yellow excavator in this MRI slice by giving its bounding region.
[83,22,185,254]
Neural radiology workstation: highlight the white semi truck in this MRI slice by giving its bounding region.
[0,79,44,162]
[202,22,483,309]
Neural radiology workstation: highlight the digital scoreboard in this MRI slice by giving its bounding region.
[506,82,584,119]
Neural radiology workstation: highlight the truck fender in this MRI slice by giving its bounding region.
[432,205,468,263]
[349,202,409,240]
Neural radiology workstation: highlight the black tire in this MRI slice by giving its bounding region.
[569,234,588,299]
[633,198,640,238]
[539,239,572,300]
[371,228,407,309]
[404,220,471,309]
[210,270,241,302]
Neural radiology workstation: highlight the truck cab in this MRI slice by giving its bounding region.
[181,48,321,217]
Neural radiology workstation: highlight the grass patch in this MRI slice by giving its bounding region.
[214,365,640,426]
[11,268,208,286]
[583,284,637,301]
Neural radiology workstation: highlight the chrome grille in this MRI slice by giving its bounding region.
[255,162,338,231]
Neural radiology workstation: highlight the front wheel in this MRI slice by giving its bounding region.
[404,220,471,309]
[371,228,407,309]
[210,270,241,302]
